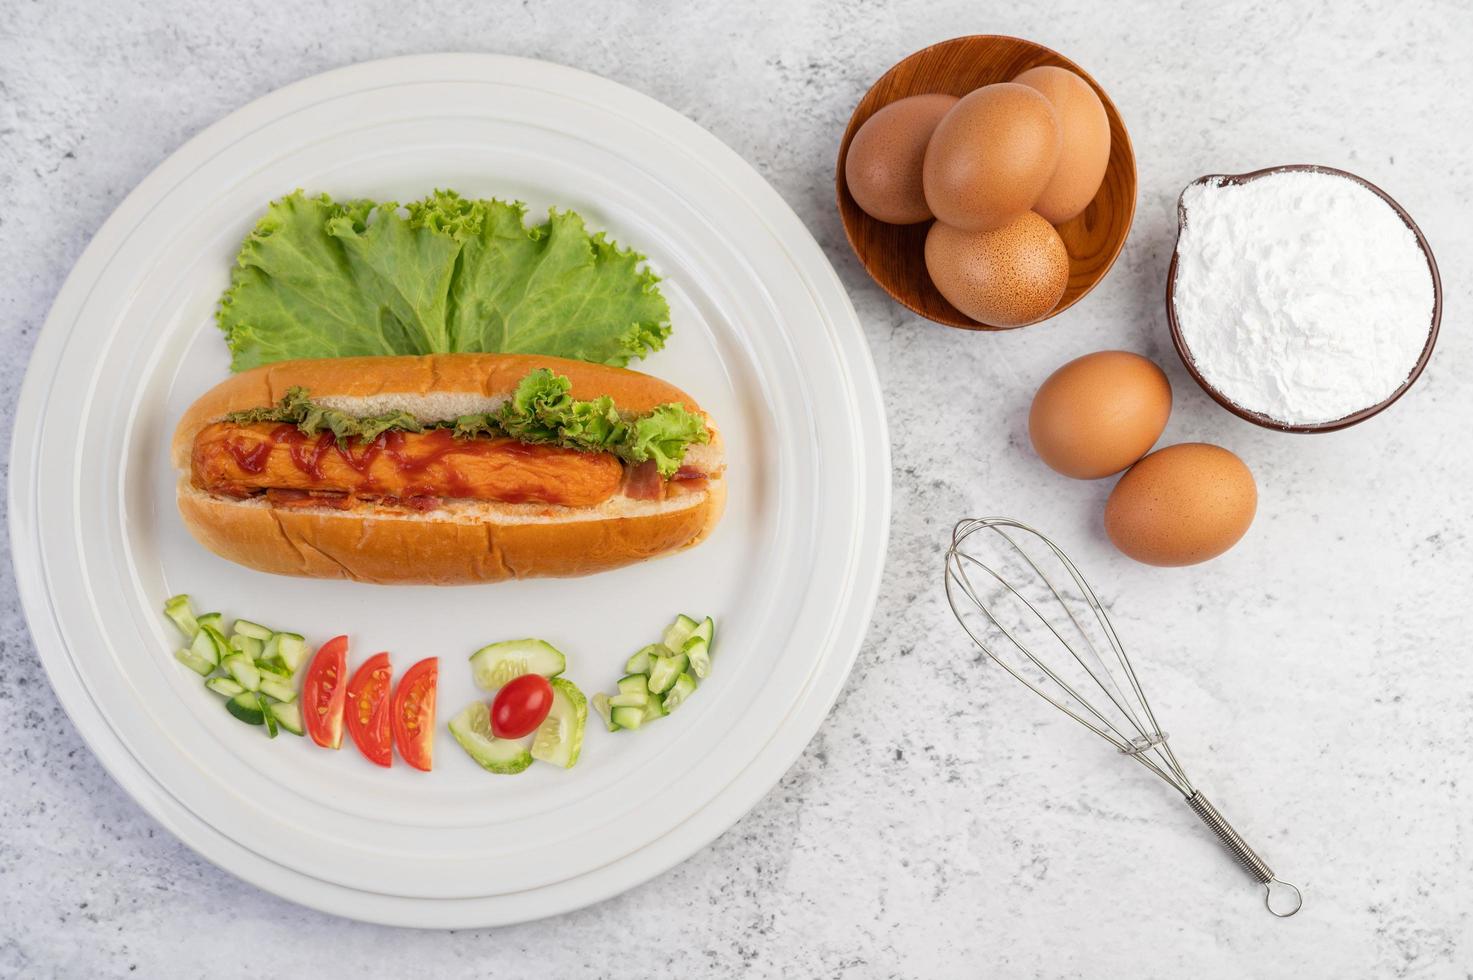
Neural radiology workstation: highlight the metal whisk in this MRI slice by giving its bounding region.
[944,517,1302,917]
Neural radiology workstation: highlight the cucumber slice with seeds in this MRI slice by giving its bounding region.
[624,644,663,675]
[268,700,305,736]
[174,648,215,677]
[469,639,566,690]
[274,633,308,674]
[205,677,245,698]
[530,678,587,769]
[648,653,687,694]
[222,654,261,692]
[683,636,711,679]
[225,692,265,725]
[232,619,273,641]
[661,614,699,653]
[610,674,649,708]
[258,674,297,704]
[592,692,618,732]
[163,595,199,640]
[449,703,533,774]
[662,672,698,712]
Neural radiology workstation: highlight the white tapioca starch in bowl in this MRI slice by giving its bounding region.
[1171,170,1436,426]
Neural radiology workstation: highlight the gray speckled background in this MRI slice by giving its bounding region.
[3,1,1471,976]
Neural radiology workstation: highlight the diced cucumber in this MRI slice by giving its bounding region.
[222,654,261,692]
[268,699,305,736]
[274,633,307,674]
[232,619,273,641]
[225,692,266,725]
[163,595,199,640]
[196,612,224,634]
[205,677,245,698]
[174,647,215,677]
[640,693,668,723]
[690,616,714,645]
[448,702,533,774]
[663,672,698,713]
[229,634,264,660]
[624,644,663,675]
[531,678,587,769]
[255,659,290,680]
[610,674,649,708]
[469,639,566,690]
[262,702,280,738]
[683,636,711,680]
[592,692,618,732]
[610,705,646,730]
[662,614,699,653]
[258,674,297,704]
[648,653,687,694]
[189,626,225,668]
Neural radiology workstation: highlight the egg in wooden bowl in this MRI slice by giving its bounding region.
[836,34,1137,330]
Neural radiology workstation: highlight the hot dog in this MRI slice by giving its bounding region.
[172,354,725,584]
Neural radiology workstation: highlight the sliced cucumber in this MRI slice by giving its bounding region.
[189,625,225,669]
[163,595,199,640]
[205,676,245,698]
[624,644,663,675]
[225,692,265,725]
[268,699,305,736]
[258,674,297,704]
[683,636,711,680]
[469,639,566,691]
[640,693,668,724]
[662,672,698,713]
[648,653,687,694]
[262,702,280,738]
[448,702,533,774]
[196,612,224,634]
[610,705,646,730]
[232,619,273,641]
[229,634,264,661]
[255,659,290,680]
[222,654,261,692]
[610,674,649,708]
[274,633,308,674]
[174,647,215,677]
[531,678,587,769]
[592,692,618,732]
[662,614,699,653]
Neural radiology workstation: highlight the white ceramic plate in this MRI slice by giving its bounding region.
[9,55,889,927]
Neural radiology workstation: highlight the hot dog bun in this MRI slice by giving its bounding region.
[173,354,725,585]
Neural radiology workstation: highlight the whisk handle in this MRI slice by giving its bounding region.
[1186,791,1302,917]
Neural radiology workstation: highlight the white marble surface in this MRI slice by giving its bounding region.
[3,0,1471,976]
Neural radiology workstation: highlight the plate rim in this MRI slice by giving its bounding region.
[8,52,891,927]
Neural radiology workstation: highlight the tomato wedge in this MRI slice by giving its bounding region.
[391,658,438,772]
[345,652,393,768]
[303,635,349,749]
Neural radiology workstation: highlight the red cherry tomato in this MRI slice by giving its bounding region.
[303,636,348,750]
[391,658,438,772]
[491,674,553,739]
[345,652,393,768]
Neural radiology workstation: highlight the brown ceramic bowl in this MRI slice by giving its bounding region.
[1165,165,1442,433]
[835,34,1137,330]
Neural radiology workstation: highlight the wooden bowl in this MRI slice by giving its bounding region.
[836,35,1137,330]
[1165,165,1442,433]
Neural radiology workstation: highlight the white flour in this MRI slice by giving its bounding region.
[1172,170,1435,425]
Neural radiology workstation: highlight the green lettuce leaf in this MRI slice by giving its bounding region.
[224,370,709,477]
[218,190,671,371]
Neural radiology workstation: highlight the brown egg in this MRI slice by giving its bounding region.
[1105,444,1257,567]
[1029,351,1171,479]
[845,94,959,224]
[922,83,1061,232]
[1012,67,1111,225]
[924,212,1069,326]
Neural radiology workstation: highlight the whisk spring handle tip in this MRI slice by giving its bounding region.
[1185,791,1303,917]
